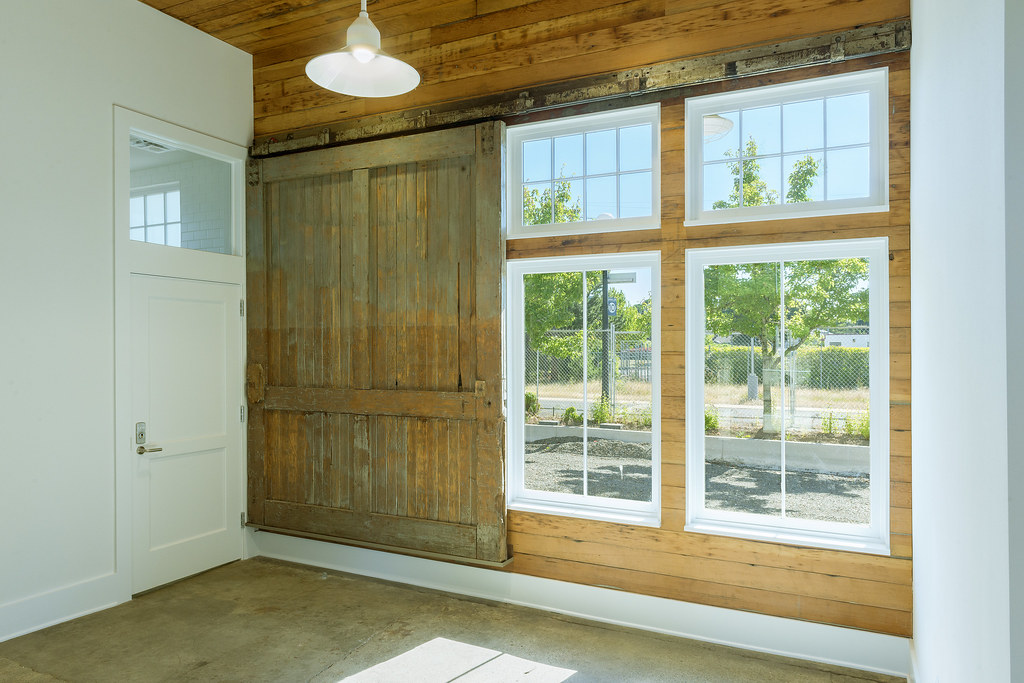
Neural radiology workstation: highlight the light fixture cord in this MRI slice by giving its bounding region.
[361,0,367,12]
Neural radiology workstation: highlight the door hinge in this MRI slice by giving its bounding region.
[240,299,245,317]
[240,405,246,423]
[241,511,247,528]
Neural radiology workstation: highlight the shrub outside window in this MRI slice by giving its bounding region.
[507,252,661,526]
[507,105,660,239]
[685,238,889,554]
[685,69,888,225]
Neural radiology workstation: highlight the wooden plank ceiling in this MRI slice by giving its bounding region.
[138,0,910,138]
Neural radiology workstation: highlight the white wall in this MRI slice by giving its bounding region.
[1005,0,1024,677]
[0,0,251,640]
[911,0,1015,679]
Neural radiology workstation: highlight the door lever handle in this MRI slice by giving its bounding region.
[137,445,163,455]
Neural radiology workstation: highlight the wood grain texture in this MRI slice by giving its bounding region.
[248,124,507,561]
[503,56,912,636]
[138,0,909,139]
[153,0,911,638]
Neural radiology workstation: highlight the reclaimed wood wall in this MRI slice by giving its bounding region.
[505,53,912,635]
[245,123,508,563]
[141,0,910,140]
[144,0,912,637]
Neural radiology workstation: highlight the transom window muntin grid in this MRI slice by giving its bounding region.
[130,183,182,247]
[684,238,889,554]
[685,69,888,225]
[521,124,654,224]
[508,105,661,239]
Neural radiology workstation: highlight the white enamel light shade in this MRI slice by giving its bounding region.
[702,114,735,142]
[305,2,420,98]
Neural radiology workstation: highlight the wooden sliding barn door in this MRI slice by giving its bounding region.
[245,123,507,563]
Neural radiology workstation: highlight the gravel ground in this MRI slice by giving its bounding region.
[524,437,870,524]
[525,436,653,501]
[706,462,869,524]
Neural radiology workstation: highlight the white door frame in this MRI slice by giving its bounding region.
[113,106,248,598]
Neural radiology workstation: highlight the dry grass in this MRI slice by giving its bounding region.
[704,383,869,411]
[530,380,652,402]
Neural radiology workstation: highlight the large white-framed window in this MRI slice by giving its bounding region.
[507,251,661,526]
[685,69,888,226]
[685,237,889,554]
[507,105,660,239]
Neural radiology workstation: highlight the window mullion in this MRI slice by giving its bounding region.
[779,260,787,519]
[581,270,589,498]
[822,97,829,202]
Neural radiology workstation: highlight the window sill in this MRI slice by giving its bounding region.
[684,202,889,228]
[507,220,659,241]
[684,516,890,555]
[509,497,661,528]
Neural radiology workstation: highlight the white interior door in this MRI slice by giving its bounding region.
[131,274,243,593]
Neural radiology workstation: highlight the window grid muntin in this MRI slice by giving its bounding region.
[522,126,654,224]
[507,251,661,526]
[686,69,888,225]
[685,238,889,554]
[705,93,873,207]
[130,183,181,247]
[508,105,660,238]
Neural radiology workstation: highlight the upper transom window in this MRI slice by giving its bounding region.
[685,69,888,226]
[507,105,660,239]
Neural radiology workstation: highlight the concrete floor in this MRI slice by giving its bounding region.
[0,558,903,682]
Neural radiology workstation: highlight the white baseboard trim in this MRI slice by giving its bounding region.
[251,530,910,678]
[0,572,126,643]
[908,639,920,683]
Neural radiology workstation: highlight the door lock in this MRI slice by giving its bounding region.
[135,422,146,444]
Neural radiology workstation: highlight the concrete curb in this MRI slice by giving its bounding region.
[524,424,652,444]
[705,436,869,475]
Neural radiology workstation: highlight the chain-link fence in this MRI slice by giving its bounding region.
[703,329,870,440]
[525,327,652,431]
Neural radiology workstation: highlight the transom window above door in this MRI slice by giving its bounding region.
[507,105,661,239]
[128,135,236,255]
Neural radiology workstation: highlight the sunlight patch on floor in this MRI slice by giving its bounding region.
[339,637,576,682]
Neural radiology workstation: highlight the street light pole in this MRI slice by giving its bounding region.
[602,270,610,403]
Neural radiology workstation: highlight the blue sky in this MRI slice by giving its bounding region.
[521,92,872,222]
[522,124,653,222]
[702,92,871,208]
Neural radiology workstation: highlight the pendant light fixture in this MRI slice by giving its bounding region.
[305,0,420,98]
[702,114,735,143]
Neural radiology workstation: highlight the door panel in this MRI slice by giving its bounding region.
[131,274,243,592]
[247,123,506,563]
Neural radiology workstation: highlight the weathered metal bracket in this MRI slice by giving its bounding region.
[251,20,909,158]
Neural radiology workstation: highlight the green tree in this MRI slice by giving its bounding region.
[712,138,820,209]
[523,178,582,226]
[704,258,869,432]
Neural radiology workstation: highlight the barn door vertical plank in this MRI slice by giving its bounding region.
[281,181,299,389]
[299,179,313,389]
[330,172,346,390]
[246,158,268,525]
[425,162,439,522]
[351,168,371,391]
[473,121,508,562]
[370,167,386,388]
